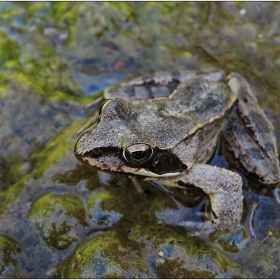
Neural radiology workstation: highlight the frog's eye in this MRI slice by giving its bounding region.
[123,144,153,166]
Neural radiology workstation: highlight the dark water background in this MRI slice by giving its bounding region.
[1,2,280,278]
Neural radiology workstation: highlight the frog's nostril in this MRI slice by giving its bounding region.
[84,148,103,158]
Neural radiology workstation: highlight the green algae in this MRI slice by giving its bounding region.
[87,190,116,211]
[0,3,95,104]
[0,30,20,67]
[59,231,151,278]
[86,189,123,228]
[0,234,21,254]
[28,193,88,250]
[0,235,21,276]
[0,7,20,20]
[31,121,82,180]
[209,227,249,253]
[0,119,82,217]
[28,193,85,219]
[128,223,249,278]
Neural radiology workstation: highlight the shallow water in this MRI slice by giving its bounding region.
[0,2,280,278]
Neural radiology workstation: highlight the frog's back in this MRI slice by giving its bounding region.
[128,77,236,149]
[104,69,226,101]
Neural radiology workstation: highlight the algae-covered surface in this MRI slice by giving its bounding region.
[1,2,280,278]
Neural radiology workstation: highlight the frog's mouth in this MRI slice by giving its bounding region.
[75,145,187,177]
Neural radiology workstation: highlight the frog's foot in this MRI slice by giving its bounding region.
[171,164,243,230]
[225,73,280,185]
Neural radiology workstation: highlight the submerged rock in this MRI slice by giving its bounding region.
[0,235,21,277]
[86,189,123,228]
[59,223,249,278]
[59,231,152,278]
[209,227,250,253]
[28,193,88,250]
[128,224,250,278]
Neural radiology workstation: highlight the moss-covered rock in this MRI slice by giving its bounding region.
[28,193,88,250]
[86,189,123,228]
[128,224,250,278]
[236,227,280,278]
[209,227,249,253]
[0,235,21,277]
[59,231,151,278]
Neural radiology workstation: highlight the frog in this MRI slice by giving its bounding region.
[74,68,280,230]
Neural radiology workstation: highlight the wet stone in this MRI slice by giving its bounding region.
[59,231,152,278]
[235,227,280,278]
[128,224,250,278]
[272,250,280,264]
[244,41,258,53]
[0,235,21,277]
[27,193,88,250]
[86,189,123,228]
[273,36,280,46]
[209,227,249,253]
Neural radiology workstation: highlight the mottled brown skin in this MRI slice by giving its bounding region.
[224,73,280,185]
[75,69,280,230]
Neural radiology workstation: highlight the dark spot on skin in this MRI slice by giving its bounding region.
[177,180,188,187]
[264,142,275,152]
[143,85,154,99]
[222,138,267,185]
[171,71,181,83]
[141,75,153,84]
[243,116,251,125]
[125,85,135,98]
[249,111,271,133]
[211,209,218,219]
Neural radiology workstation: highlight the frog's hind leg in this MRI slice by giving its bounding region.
[223,73,280,185]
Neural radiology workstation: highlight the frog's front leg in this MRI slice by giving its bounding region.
[162,164,243,230]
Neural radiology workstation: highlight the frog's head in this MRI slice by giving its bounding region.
[74,98,186,178]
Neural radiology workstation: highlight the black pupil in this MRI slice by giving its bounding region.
[129,150,148,160]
